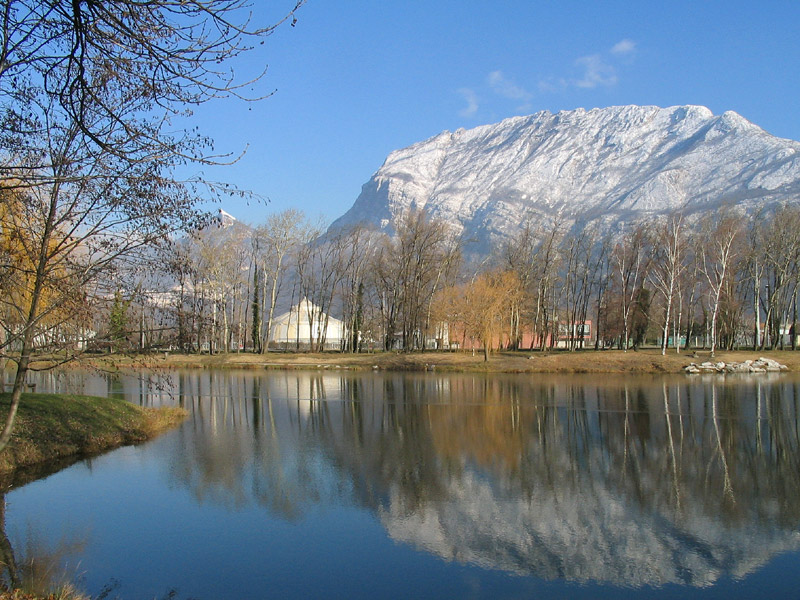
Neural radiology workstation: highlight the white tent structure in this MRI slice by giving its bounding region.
[268,298,347,351]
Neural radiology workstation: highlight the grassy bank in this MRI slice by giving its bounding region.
[0,392,187,480]
[84,348,800,374]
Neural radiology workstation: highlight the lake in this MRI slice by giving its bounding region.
[3,369,800,599]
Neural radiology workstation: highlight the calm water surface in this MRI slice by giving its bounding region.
[3,369,800,599]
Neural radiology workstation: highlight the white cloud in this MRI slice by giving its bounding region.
[574,54,618,89]
[487,70,533,103]
[538,77,567,94]
[611,39,636,56]
[457,87,479,117]
[460,44,633,116]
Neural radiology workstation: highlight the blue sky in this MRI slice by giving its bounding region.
[187,0,800,224]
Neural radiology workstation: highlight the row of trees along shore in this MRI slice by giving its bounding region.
[52,204,799,362]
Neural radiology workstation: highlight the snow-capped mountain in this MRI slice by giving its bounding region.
[330,105,800,251]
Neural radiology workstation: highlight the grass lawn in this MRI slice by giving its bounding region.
[0,392,186,478]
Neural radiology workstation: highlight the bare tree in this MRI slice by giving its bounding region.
[591,234,613,350]
[0,1,304,452]
[371,210,459,351]
[648,212,687,355]
[502,218,538,350]
[183,217,250,353]
[610,224,650,351]
[336,226,376,353]
[372,241,402,351]
[756,206,800,350]
[0,98,200,452]
[559,226,599,351]
[537,223,565,350]
[294,221,352,352]
[252,209,305,352]
[699,212,743,357]
[744,214,767,350]
[0,0,305,170]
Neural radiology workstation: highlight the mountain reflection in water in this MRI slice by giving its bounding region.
[26,370,800,590]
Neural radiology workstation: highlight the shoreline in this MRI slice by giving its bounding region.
[0,393,187,490]
[71,348,800,374]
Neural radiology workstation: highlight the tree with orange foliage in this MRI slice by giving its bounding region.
[1,185,86,344]
[437,269,520,361]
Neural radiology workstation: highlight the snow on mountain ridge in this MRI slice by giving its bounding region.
[330,105,800,252]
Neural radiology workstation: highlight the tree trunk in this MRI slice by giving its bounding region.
[0,176,60,453]
[0,496,19,588]
[793,291,798,351]
[754,272,760,351]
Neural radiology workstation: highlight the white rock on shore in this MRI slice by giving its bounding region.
[684,357,788,374]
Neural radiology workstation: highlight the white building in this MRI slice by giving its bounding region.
[269,298,347,351]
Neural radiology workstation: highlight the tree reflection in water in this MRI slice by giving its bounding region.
[24,369,800,589]
[0,496,87,596]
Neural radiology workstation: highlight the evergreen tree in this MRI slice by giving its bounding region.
[109,291,131,353]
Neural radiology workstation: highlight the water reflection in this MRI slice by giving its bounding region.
[373,377,800,587]
[0,496,87,595]
[29,370,800,589]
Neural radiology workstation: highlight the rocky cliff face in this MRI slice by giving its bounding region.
[330,105,800,251]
